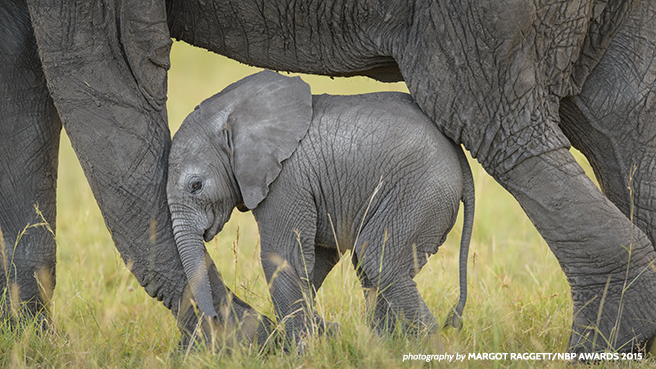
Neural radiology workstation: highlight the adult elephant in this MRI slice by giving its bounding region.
[2,0,656,354]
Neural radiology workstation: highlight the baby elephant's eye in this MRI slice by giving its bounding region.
[190,179,203,194]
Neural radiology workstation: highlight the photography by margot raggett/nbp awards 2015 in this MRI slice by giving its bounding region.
[402,351,645,363]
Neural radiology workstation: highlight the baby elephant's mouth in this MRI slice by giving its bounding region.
[200,205,221,242]
[203,219,223,242]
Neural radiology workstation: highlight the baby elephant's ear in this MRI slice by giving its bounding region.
[226,70,312,209]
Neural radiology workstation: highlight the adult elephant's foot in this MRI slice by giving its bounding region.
[497,148,656,352]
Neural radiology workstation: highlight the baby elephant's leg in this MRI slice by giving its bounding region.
[379,276,437,334]
[352,251,394,333]
[308,245,341,335]
[353,231,438,335]
[261,252,314,338]
[356,266,437,334]
[256,199,333,348]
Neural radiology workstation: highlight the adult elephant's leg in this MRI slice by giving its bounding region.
[0,0,60,323]
[410,72,656,353]
[411,85,656,352]
[559,2,656,250]
[26,0,273,346]
[395,1,656,353]
[500,149,656,352]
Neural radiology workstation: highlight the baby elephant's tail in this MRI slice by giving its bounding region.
[445,144,475,330]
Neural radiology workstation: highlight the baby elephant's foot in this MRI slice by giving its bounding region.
[287,318,340,355]
[299,315,339,338]
[318,320,340,337]
[422,330,445,353]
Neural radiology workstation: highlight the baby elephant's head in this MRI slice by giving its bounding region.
[166,70,312,321]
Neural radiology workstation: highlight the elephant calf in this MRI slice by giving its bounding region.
[167,70,475,347]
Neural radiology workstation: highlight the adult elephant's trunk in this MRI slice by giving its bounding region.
[171,214,219,322]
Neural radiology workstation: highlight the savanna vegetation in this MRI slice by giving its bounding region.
[1,41,651,368]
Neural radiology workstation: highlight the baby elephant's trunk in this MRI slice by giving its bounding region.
[171,216,219,324]
[446,146,475,330]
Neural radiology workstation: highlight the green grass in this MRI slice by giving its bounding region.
[2,41,652,368]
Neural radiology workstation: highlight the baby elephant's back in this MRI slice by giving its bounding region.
[301,92,464,250]
[305,92,462,181]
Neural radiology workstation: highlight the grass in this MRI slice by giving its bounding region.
[2,41,652,368]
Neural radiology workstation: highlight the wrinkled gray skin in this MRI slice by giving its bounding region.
[167,70,475,344]
[3,0,656,353]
